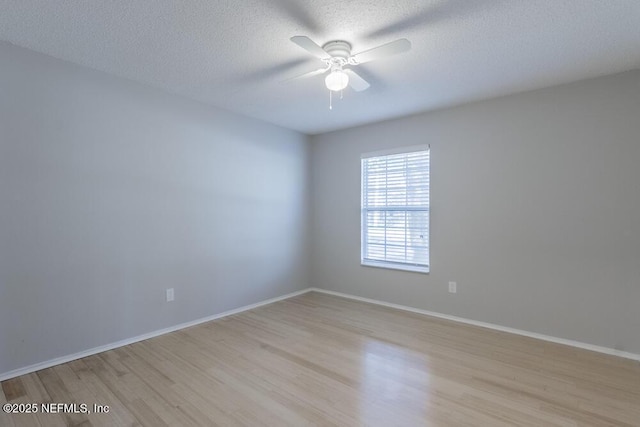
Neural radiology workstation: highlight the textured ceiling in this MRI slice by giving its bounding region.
[1,1,639,134]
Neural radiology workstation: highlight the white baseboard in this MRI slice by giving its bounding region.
[3,286,637,382]
[308,288,640,362]
[0,288,313,382]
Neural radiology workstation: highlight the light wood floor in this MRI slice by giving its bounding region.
[2,292,639,426]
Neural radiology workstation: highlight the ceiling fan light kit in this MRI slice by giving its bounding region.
[290,36,411,108]
[325,70,349,91]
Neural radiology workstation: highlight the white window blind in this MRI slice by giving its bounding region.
[361,147,430,273]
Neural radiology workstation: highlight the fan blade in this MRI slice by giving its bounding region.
[290,36,330,59]
[352,39,411,64]
[271,0,321,33]
[237,59,309,84]
[344,69,370,92]
[285,66,329,81]
[366,0,498,39]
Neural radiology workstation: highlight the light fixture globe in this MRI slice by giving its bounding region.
[325,70,349,92]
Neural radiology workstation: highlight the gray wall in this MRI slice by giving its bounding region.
[310,70,640,354]
[0,43,309,375]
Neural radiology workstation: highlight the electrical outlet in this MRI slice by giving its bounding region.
[166,288,175,302]
[448,281,457,294]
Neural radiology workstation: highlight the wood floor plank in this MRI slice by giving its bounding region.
[19,373,67,427]
[2,291,639,426]
[35,368,91,427]
[2,378,27,401]
[0,385,17,427]
[66,358,139,427]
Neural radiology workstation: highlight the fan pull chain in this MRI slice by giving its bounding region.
[328,89,345,110]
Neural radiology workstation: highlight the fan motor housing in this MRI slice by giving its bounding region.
[322,41,352,59]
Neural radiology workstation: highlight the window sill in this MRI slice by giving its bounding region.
[361,261,429,274]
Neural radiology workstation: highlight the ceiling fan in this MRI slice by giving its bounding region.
[290,36,411,94]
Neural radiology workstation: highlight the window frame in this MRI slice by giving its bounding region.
[360,145,430,274]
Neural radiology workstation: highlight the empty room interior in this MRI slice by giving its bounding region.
[1,1,639,426]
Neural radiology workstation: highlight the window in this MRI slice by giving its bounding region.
[361,146,430,273]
